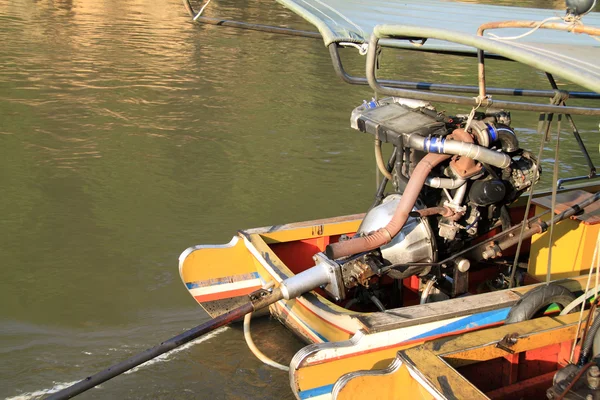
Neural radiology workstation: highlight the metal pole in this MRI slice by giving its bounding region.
[46,287,283,400]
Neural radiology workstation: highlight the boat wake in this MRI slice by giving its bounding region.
[6,380,83,400]
[7,326,229,400]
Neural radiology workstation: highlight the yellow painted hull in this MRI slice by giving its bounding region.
[179,185,600,400]
[333,312,588,399]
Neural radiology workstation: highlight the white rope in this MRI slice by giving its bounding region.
[243,312,289,371]
[193,0,213,21]
[568,232,600,363]
[546,115,562,283]
[464,95,486,131]
[487,16,562,41]
[487,12,600,43]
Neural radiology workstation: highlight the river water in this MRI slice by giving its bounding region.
[1,0,598,399]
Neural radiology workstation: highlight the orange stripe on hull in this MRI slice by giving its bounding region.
[194,286,261,303]
[275,302,322,343]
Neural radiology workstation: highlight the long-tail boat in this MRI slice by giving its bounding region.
[180,1,600,398]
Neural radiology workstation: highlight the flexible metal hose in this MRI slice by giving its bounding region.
[326,152,450,259]
[580,311,600,365]
[326,129,474,260]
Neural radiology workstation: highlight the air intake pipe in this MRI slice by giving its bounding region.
[406,130,511,169]
[326,152,450,260]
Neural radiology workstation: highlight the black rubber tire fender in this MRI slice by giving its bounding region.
[505,284,578,324]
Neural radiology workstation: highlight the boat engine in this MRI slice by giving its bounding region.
[318,97,540,303]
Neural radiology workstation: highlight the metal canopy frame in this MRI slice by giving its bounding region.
[363,22,599,184]
[366,25,600,116]
[183,0,598,186]
[183,0,600,108]
[328,44,600,100]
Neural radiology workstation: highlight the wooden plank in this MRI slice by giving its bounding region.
[399,348,488,400]
[358,275,596,333]
[398,314,582,399]
[357,290,520,332]
[440,316,579,367]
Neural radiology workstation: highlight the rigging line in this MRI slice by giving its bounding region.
[546,114,562,283]
[486,16,563,41]
[193,0,213,21]
[243,280,289,371]
[464,95,485,132]
[570,233,600,363]
[508,87,565,288]
[507,113,554,288]
[243,313,289,371]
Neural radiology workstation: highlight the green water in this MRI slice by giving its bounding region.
[1,0,598,398]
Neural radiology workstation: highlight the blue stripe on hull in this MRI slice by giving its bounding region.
[409,307,510,341]
[299,384,335,399]
[296,307,510,399]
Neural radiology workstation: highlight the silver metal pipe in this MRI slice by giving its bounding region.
[420,277,437,304]
[407,134,511,169]
[279,262,331,300]
[451,183,469,206]
[425,176,466,189]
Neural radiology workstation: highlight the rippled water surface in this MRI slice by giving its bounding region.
[1,0,598,398]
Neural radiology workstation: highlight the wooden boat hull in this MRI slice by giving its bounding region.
[180,186,599,399]
[331,312,590,399]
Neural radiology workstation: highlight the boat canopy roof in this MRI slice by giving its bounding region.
[276,0,600,50]
[372,24,600,94]
[277,0,600,92]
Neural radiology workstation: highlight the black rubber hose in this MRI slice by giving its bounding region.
[495,124,519,153]
[580,311,600,365]
[500,205,512,232]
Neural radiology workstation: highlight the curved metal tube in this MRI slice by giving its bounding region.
[496,126,519,152]
[366,34,600,116]
[375,139,393,180]
[425,176,466,189]
[406,133,511,169]
[327,44,600,99]
[420,277,437,304]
